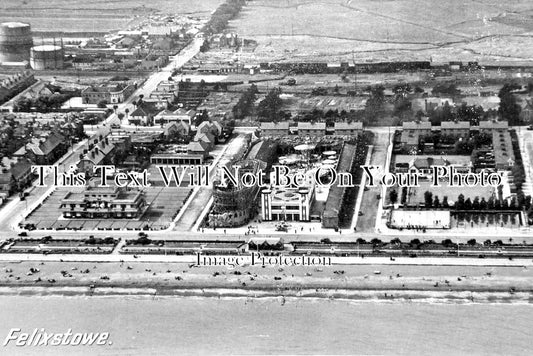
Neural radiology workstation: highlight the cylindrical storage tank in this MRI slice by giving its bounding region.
[30,45,64,70]
[0,22,33,62]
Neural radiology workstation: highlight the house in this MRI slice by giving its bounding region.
[0,159,33,195]
[333,122,363,136]
[194,132,215,151]
[154,109,177,125]
[129,103,159,126]
[150,80,179,104]
[520,99,533,123]
[0,71,37,105]
[440,121,470,138]
[478,120,508,133]
[175,108,196,125]
[81,83,135,104]
[128,106,152,126]
[197,120,221,136]
[260,122,289,137]
[77,138,115,175]
[297,122,326,137]
[187,140,210,157]
[0,170,13,194]
[400,121,432,146]
[163,121,189,139]
[15,131,67,165]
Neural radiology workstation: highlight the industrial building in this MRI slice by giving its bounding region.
[0,22,33,63]
[30,44,64,70]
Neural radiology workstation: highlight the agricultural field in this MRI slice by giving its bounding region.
[0,0,223,33]
[225,0,533,63]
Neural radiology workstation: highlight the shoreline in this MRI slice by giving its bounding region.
[0,281,531,305]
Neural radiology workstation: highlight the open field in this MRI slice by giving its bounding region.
[0,0,223,33]
[406,181,495,206]
[224,0,533,63]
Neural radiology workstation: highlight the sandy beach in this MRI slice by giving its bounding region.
[2,260,533,303]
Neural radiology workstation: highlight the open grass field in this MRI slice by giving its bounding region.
[0,0,223,33]
[406,181,495,206]
[225,0,533,63]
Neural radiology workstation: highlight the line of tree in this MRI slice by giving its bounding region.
[13,93,77,113]
[202,0,246,35]
[421,192,532,211]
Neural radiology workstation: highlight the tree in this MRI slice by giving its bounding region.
[488,196,495,210]
[432,83,460,96]
[97,100,108,109]
[509,197,517,210]
[424,191,433,208]
[479,197,487,210]
[433,196,440,209]
[441,239,455,248]
[389,189,398,204]
[410,238,421,247]
[464,198,473,210]
[472,197,480,210]
[401,187,408,205]
[442,196,449,208]
[370,238,382,246]
[113,104,118,113]
[390,238,402,245]
[498,83,522,125]
[364,85,385,123]
[467,239,477,246]
[456,194,465,210]
[524,195,532,211]
[502,199,509,210]
[257,88,283,120]
[233,84,258,120]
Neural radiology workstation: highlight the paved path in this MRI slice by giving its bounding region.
[356,131,390,232]
[0,253,532,267]
[518,129,533,197]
